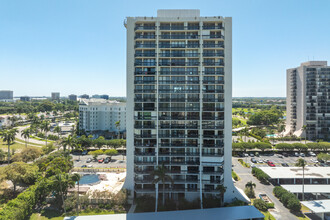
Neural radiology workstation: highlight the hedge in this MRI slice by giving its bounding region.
[273,186,301,212]
[252,167,269,183]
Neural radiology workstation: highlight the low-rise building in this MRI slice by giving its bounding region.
[80,94,90,99]
[0,116,10,128]
[79,99,126,133]
[20,96,31,101]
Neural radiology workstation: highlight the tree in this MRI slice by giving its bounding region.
[4,162,38,193]
[12,146,42,162]
[95,136,105,150]
[41,120,51,146]
[104,149,118,161]
[115,120,121,139]
[61,135,77,152]
[216,185,227,206]
[0,149,6,162]
[54,125,62,140]
[88,150,103,161]
[0,128,18,164]
[21,128,31,148]
[152,164,173,211]
[70,173,81,216]
[295,158,306,201]
[244,181,256,198]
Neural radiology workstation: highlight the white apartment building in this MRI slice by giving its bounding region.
[79,99,126,132]
[125,9,245,205]
[286,61,330,141]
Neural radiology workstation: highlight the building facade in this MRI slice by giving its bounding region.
[0,90,13,102]
[80,94,90,99]
[51,92,60,101]
[286,61,330,141]
[125,9,242,204]
[68,94,78,101]
[20,96,31,101]
[79,99,126,133]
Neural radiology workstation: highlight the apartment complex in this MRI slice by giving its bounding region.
[125,9,242,204]
[286,61,330,140]
[0,90,13,102]
[79,99,126,133]
[68,94,78,101]
[51,92,60,101]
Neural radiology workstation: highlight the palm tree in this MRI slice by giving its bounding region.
[0,129,18,164]
[21,128,31,148]
[152,164,173,211]
[216,185,227,207]
[61,135,76,152]
[296,158,307,201]
[71,173,81,216]
[41,120,51,146]
[54,126,62,140]
[115,120,121,139]
[302,125,307,144]
[245,181,256,190]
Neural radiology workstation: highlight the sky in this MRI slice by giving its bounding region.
[1,0,330,97]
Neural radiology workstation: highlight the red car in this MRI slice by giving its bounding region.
[267,161,275,167]
[98,158,104,163]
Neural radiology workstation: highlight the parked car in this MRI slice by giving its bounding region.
[267,161,275,167]
[104,158,110,163]
[98,158,104,163]
[258,159,264,163]
[277,154,283,158]
[264,159,269,163]
[294,152,299,157]
[87,165,93,168]
[255,152,260,157]
[300,153,305,157]
[251,164,257,168]
[82,150,88,155]
[283,152,289,157]
[86,158,92,163]
[281,163,289,167]
[249,153,254,157]
[251,158,257,163]
[81,165,87,168]
[308,152,316,157]
[310,159,318,163]
[244,153,249,157]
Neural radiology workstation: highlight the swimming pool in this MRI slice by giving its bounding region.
[78,174,100,185]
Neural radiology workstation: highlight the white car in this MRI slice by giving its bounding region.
[308,152,316,156]
[300,153,305,157]
[258,159,264,163]
[87,164,93,168]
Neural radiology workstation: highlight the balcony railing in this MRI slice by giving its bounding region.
[159,62,200,66]
[159,35,199,39]
[203,44,224,48]
[203,71,224,75]
[159,71,199,75]
[135,44,156,48]
[202,25,223,30]
[134,26,156,30]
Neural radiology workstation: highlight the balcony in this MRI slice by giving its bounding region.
[159,25,200,30]
[134,107,156,111]
[203,44,224,48]
[134,89,156,93]
[203,52,224,57]
[134,134,157,138]
[159,53,199,58]
[134,26,156,30]
[203,61,224,66]
[202,80,224,84]
[159,62,200,67]
[134,116,157,120]
[134,125,156,129]
[202,25,223,30]
[202,35,224,39]
[135,44,156,48]
[134,71,156,75]
[159,71,198,75]
[134,62,156,66]
[135,53,156,57]
[159,44,200,48]
[134,35,156,39]
[159,35,199,39]
[134,98,156,102]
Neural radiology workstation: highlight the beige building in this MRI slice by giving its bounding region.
[124,9,245,206]
[286,61,330,140]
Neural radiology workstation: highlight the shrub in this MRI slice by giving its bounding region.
[244,187,255,198]
[238,159,250,168]
[267,203,275,209]
[253,199,268,212]
[47,134,59,141]
[41,143,56,155]
[252,167,269,183]
[232,170,239,181]
[36,132,45,138]
[273,186,301,212]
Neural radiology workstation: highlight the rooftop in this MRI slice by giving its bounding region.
[259,167,330,179]
[301,61,328,67]
[157,9,200,17]
[301,199,330,214]
[64,206,264,220]
[282,185,330,194]
[79,98,123,106]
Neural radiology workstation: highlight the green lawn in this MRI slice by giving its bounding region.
[0,139,39,152]
[15,138,44,147]
[261,211,276,220]
[30,210,63,220]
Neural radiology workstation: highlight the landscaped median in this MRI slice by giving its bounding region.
[231,170,240,181]
[251,167,269,184]
[238,159,250,168]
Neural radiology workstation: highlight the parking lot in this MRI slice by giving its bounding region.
[72,154,126,169]
[234,153,319,167]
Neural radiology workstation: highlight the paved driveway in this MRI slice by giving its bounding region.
[72,154,126,169]
[232,157,298,220]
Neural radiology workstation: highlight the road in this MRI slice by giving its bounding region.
[232,157,298,220]
[16,126,47,145]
